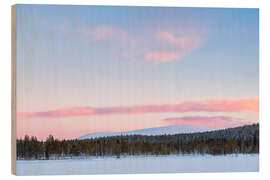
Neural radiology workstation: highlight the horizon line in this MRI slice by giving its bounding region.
[16,122,259,141]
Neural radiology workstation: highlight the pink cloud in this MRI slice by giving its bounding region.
[145,51,181,62]
[17,98,259,120]
[17,107,95,119]
[144,31,203,62]
[165,116,245,128]
[203,98,259,113]
[156,31,194,48]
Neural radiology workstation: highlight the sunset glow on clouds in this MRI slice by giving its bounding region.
[144,31,202,62]
[165,116,245,128]
[17,98,259,120]
[156,31,193,48]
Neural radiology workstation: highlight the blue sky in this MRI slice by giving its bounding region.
[16,5,259,139]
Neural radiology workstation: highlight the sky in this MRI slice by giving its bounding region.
[16,5,259,140]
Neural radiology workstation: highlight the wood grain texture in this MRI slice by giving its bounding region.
[11,4,17,175]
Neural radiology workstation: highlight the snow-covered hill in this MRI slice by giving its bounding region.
[77,125,218,140]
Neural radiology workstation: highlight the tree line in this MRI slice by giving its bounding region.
[16,124,259,160]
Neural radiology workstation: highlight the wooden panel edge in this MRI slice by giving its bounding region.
[11,4,17,175]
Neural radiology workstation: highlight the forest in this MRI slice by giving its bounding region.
[16,124,259,160]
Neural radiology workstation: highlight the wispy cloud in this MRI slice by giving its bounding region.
[78,25,133,42]
[72,24,205,63]
[17,98,258,119]
[145,51,181,62]
[143,31,203,62]
[156,31,195,48]
[165,116,245,128]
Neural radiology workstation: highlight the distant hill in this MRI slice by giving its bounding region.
[77,124,218,140]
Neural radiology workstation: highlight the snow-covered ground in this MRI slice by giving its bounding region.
[16,154,259,175]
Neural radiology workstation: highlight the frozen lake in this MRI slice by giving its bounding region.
[16,154,259,175]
